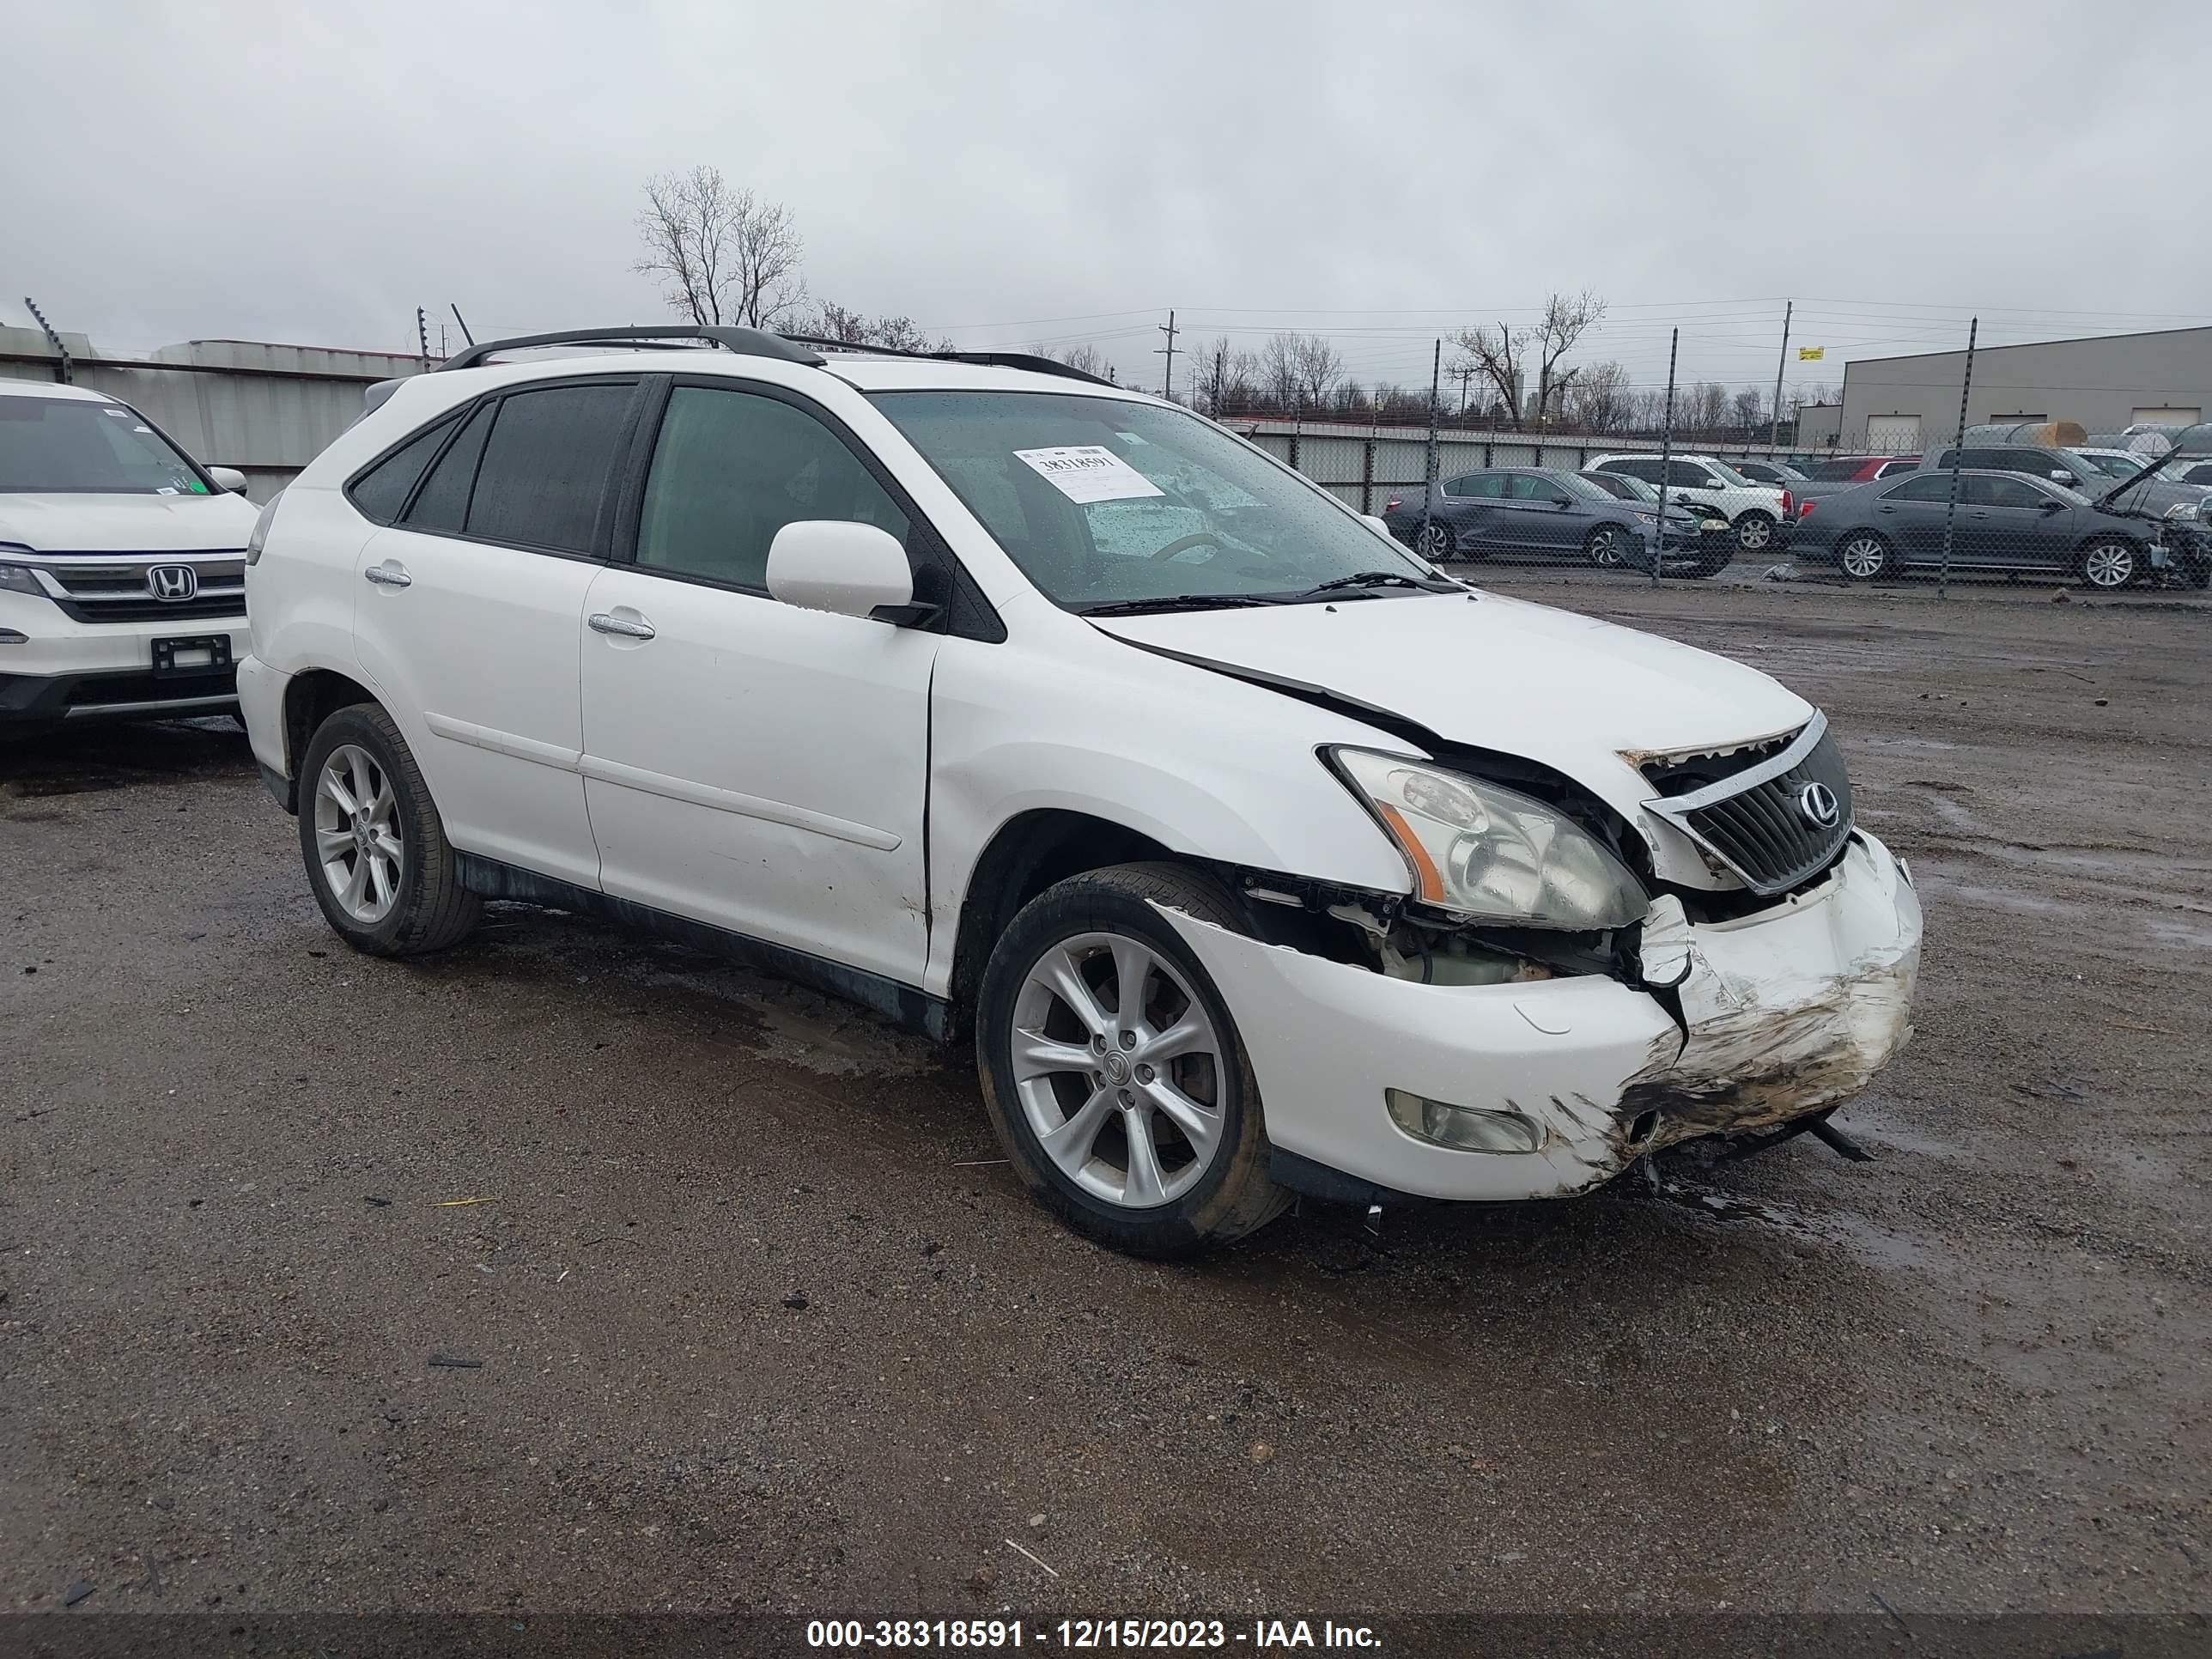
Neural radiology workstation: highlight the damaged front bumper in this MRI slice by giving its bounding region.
[1155,830,1921,1204]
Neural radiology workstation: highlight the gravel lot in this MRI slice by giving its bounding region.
[3,580,2207,1627]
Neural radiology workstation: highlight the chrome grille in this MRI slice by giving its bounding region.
[1644,714,1853,896]
[27,554,247,624]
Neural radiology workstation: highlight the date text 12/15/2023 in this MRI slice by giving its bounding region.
[805,1619,1384,1649]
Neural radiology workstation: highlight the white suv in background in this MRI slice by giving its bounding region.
[1589,453,1792,552]
[240,325,1920,1259]
[0,380,259,734]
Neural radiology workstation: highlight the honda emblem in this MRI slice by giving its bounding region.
[146,565,198,602]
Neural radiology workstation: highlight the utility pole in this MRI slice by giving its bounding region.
[1419,339,1443,557]
[1767,299,1792,455]
[1155,309,1179,400]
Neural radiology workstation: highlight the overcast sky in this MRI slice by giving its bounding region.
[8,1,2209,402]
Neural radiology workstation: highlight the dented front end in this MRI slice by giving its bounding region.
[1154,830,1921,1205]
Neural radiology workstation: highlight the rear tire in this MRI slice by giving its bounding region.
[1734,511,1777,552]
[1414,520,1456,562]
[1837,532,1892,582]
[976,862,1290,1259]
[297,702,481,957]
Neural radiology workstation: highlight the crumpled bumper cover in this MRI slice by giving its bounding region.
[1154,830,1921,1203]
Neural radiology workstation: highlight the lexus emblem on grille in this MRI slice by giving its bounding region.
[1796,781,1842,829]
[146,565,198,602]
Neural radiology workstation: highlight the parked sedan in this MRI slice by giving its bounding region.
[1382,468,1717,574]
[1578,470,1735,565]
[1791,469,2207,588]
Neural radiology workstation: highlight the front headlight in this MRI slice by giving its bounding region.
[1328,749,1648,929]
[2163,501,2198,520]
[1633,512,1657,524]
[0,563,49,599]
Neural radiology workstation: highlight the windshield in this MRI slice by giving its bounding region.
[872,391,1437,611]
[1706,460,1758,487]
[0,396,211,495]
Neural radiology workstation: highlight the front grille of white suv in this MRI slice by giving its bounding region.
[30,555,248,624]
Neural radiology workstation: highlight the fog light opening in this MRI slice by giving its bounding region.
[1628,1109,1662,1146]
[1384,1089,1544,1155]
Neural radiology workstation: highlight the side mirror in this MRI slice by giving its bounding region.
[1550,495,1574,508]
[2051,470,2075,483]
[1360,514,1393,538]
[766,520,915,622]
[2040,498,2066,514]
[207,465,249,495]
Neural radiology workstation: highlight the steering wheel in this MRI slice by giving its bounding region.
[1150,532,1226,562]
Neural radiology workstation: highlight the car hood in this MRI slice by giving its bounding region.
[1091,590,1813,819]
[0,491,261,553]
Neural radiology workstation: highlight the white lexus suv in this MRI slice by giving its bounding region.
[1,380,260,734]
[240,326,1921,1257]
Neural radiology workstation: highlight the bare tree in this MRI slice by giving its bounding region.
[1031,341,1115,382]
[807,301,948,352]
[1563,359,1632,433]
[1188,336,1258,416]
[634,167,807,329]
[1729,387,1764,431]
[1449,289,1607,427]
[1682,381,1729,434]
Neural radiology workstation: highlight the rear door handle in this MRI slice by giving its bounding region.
[588,611,656,641]
[363,562,411,588]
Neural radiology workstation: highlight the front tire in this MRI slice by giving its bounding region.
[298,702,481,957]
[1734,511,1777,552]
[1584,526,1627,568]
[976,863,1289,1258]
[2077,538,2139,590]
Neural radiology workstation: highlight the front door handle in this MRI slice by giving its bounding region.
[363,562,411,588]
[588,611,656,641]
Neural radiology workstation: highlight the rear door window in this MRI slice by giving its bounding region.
[463,382,635,555]
[403,403,494,533]
[1884,475,1955,502]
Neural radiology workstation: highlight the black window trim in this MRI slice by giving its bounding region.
[613,371,1003,641]
[344,374,651,565]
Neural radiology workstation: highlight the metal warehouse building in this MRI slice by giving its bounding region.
[1832,325,2212,454]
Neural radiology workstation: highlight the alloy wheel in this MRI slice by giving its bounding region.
[1840,536,1888,580]
[1735,514,1773,550]
[1587,527,1624,567]
[1008,931,1226,1209]
[2081,541,2136,588]
[1414,522,1453,560]
[313,744,403,924]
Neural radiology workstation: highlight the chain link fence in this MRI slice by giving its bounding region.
[1234,413,2212,595]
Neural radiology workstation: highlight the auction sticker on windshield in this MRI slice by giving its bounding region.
[1014,445,1166,504]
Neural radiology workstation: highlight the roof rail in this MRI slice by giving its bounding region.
[781,333,1119,389]
[434,325,827,374]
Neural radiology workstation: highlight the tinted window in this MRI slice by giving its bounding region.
[1665,461,1716,488]
[349,413,457,523]
[1875,459,1920,477]
[1884,475,1956,502]
[1506,473,1563,501]
[404,402,494,532]
[1603,459,1663,483]
[464,383,634,554]
[636,386,908,590]
[1442,473,1486,497]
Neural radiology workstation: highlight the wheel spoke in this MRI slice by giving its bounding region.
[1041,949,1110,1036]
[315,827,354,860]
[367,854,395,909]
[1135,1013,1209,1064]
[368,826,402,864]
[340,854,370,915]
[1110,939,1152,1030]
[1040,1085,1115,1172]
[1011,1029,1097,1080]
[320,770,358,817]
[348,752,375,818]
[1121,1108,1170,1207]
[1145,1077,1223,1162]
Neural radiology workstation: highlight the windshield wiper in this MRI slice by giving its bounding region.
[1294,570,1456,598]
[1079,593,1283,617]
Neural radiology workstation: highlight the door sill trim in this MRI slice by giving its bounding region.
[453,852,950,1040]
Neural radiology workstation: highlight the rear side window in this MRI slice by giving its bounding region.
[1505,473,1559,500]
[349,413,457,523]
[404,403,495,533]
[1884,475,1954,502]
[464,383,635,554]
[1602,459,1662,483]
[1445,473,1504,498]
[635,386,907,591]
